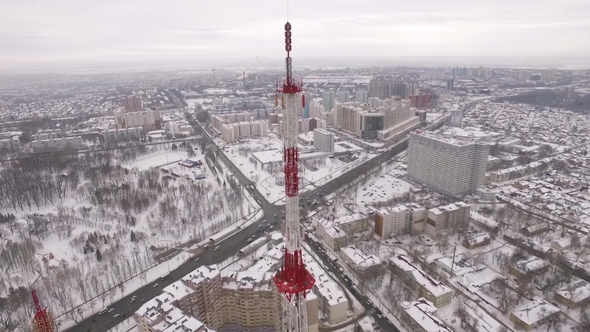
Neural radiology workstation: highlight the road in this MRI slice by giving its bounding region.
[68,92,468,332]
[305,237,400,332]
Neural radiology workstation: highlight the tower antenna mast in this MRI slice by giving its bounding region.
[272,19,315,332]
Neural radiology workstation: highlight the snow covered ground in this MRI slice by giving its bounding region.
[57,251,191,330]
[222,134,370,204]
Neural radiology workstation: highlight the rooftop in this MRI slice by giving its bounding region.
[340,245,382,269]
[511,297,560,325]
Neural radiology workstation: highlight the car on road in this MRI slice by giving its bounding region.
[113,313,120,318]
[153,283,159,288]
[108,308,114,313]
[99,308,108,315]
[130,296,137,303]
[247,238,252,243]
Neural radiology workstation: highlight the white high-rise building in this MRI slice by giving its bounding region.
[355,90,368,104]
[450,109,463,127]
[541,68,556,82]
[313,128,334,153]
[407,131,489,197]
[322,90,335,113]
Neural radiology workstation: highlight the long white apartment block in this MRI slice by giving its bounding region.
[407,131,489,197]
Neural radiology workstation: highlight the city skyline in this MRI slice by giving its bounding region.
[1,0,590,71]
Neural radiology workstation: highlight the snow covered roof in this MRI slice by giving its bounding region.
[556,280,590,304]
[470,211,498,228]
[511,297,560,325]
[340,245,382,269]
[182,265,220,287]
[404,298,452,332]
[222,271,274,291]
[514,257,549,273]
[390,254,452,297]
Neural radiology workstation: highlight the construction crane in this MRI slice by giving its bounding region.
[272,21,315,332]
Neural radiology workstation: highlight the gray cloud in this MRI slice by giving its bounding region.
[0,0,589,69]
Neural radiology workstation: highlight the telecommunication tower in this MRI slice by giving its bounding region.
[31,290,55,332]
[272,21,315,332]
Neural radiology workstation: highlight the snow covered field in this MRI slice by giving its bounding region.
[0,142,258,331]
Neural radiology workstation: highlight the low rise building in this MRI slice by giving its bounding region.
[463,231,491,249]
[316,214,372,251]
[554,279,590,308]
[509,257,550,280]
[415,202,470,237]
[339,245,382,277]
[510,297,560,331]
[400,298,452,332]
[389,254,453,307]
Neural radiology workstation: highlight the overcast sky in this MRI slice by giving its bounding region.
[1,0,589,70]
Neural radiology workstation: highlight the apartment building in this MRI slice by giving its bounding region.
[389,254,453,307]
[374,203,425,238]
[121,95,143,111]
[30,136,83,152]
[400,298,452,332]
[313,128,334,153]
[369,77,417,99]
[316,214,372,251]
[219,121,268,143]
[335,99,418,141]
[0,135,20,152]
[315,221,348,252]
[220,271,280,332]
[339,245,382,278]
[413,202,471,237]
[407,131,490,197]
[355,90,368,104]
[322,90,335,113]
[114,107,162,132]
[102,127,144,142]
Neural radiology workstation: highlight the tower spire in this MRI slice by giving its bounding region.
[273,20,315,332]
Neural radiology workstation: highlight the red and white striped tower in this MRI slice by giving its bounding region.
[272,21,315,332]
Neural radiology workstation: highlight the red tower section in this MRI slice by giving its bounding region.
[32,290,55,332]
[272,22,315,304]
